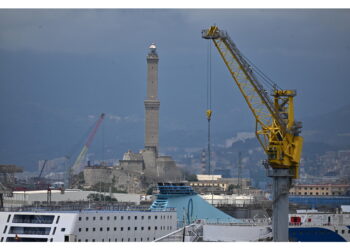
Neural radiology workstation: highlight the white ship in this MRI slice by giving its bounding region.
[0,208,177,242]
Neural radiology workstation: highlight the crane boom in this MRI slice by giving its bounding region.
[68,113,105,186]
[202,26,303,178]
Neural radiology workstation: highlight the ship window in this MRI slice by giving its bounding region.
[7,215,11,223]
[86,228,89,232]
[121,216,124,220]
[155,226,157,230]
[154,237,155,240]
[107,216,110,221]
[92,239,95,242]
[93,217,96,221]
[122,238,124,242]
[102,239,104,242]
[155,216,157,220]
[114,227,116,231]
[114,216,117,220]
[148,226,151,230]
[135,227,137,231]
[50,238,53,242]
[141,227,144,231]
[128,227,130,231]
[128,238,130,242]
[107,227,110,231]
[141,238,143,242]
[109,239,111,242]
[128,216,130,220]
[53,227,56,235]
[115,238,117,242]
[78,239,81,242]
[100,216,103,220]
[56,216,60,224]
[93,228,96,232]
[86,217,89,221]
[79,228,81,232]
[100,227,103,232]
[6,237,48,242]
[79,217,82,221]
[335,230,338,233]
[141,216,144,220]
[12,215,54,224]
[3,226,7,234]
[1,237,4,242]
[61,228,65,232]
[134,238,136,241]
[85,239,88,242]
[342,230,345,234]
[348,230,350,234]
[148,216,151,220]
[135,216,137,220]
[121,227,123,231]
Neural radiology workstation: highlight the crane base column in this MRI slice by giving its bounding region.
[267,168,292,242]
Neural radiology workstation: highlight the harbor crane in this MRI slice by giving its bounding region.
[202,26,303,241]
[67,113,105,188]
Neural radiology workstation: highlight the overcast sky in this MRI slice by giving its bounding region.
[1,9,350,169]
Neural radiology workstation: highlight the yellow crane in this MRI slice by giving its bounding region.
[202,26,303,241]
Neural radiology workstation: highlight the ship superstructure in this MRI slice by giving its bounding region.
[0,207,176,242]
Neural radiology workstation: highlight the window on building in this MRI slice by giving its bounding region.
[304,192,306,195]
[155,226,157,230]
[79,217,82,221]
[114,227,116,231]
[86,217,88,221]
[86,228,89,232]
[114,216,117,220]
[121,227,124,231]
[128,238,130,242]
[79,228,81,232]
[93,217,96,221]
[134,227,137,231]
[342,230,345,234]
[128,227,130,231]
[115,238,117,242]
[100,227,103,232]
[78,239,81,242]
[100,216,103,220]
[85,239,88,242]
[122,238,124,242]
[107,227,110,232]
[134,238,136,241]
[141,216,144,220]
[102,239,104,242]
[141,227,144,231]
[147,237,149,241]
[155,216,157,220]
[107,216,110,221]
[109,239,111,242]
[148,226,151,230]
[92,239,95,242]
[316,192,319,195]
[141,238,143,242]
[135,216,137,220]
[128,216,130,220]
[93,228,96,232]
[148,216,151,220]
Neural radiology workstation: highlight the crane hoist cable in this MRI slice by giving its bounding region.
[206,39,215,205]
